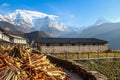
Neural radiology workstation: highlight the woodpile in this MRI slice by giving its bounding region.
[0,45,71,80]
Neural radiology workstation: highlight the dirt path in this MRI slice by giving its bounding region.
[63,69,83,80]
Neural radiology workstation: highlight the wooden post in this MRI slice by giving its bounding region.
[114,52,116,58]
[88,43,90,59]
[88,52,89,59]
[37,40,41,52]
[82,53,83,58]
[77,53,79,59]
[65,51,67,59]
[106,52,107,58]
[98,52,100,58]
[79,43,80,53]
[65,52,68,59]
[98,44,99,58]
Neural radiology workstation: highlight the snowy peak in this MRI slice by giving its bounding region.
[0,15,12,22]
[24,10,58,20]
[8,9,58,20]
[7,10,34,28]
[5,9,60,29]
[93,17,109,26]
[0,9,76,37]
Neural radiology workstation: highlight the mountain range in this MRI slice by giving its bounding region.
[24,31,51,43]
[79,22,120,50]
[0,9,120,50]
[0,21,25,35]
[0,9,78,37]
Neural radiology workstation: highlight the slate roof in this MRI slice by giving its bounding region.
[39,38,108,44]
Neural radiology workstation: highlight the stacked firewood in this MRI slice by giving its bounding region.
[0,45,71,80]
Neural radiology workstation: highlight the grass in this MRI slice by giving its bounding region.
[51,52,120,59]
[113,50,120,53]
[76,60,120,80]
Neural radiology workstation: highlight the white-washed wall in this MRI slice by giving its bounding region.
[40,43,108,53]
[0,31,2,39]
[2,34,10,42]
[13,38,26,44]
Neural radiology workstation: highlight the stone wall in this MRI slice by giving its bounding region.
[47,55,108,80]
[41,43,108,53]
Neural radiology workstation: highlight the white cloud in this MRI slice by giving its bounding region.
[111,18,120,23]
[1,3,10,7]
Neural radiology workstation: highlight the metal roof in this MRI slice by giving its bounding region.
[39,38,108,44]
[9,34,24,39]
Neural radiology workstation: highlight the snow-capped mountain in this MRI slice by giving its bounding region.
[93,17,109,26]
[0,15,12,22]
[0,9,77,37]
[7,9,58,28]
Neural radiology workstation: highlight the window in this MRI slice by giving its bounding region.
[46,43,51,47]
[59,43,63,46]
[82,43,86,45]
[99,43,104,45]
[92,43,96,45]
[72,43,76,46]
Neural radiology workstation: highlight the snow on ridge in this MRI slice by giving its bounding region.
[5,9,59,28]
[14,9,58,20]
[0,9,77,37]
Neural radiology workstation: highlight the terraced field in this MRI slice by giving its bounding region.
[76,60,120,80]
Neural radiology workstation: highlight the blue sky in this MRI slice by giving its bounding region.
[0,0,120,27]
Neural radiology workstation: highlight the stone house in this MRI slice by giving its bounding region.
[38,38,108,53]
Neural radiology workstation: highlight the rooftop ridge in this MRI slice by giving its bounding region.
[39,38,108,44]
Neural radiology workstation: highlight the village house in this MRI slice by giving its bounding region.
[0,28,27,44]
[38,38,108,53]
[0,30,10,42]
[0,30,2,40]
[9,34,27,44]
